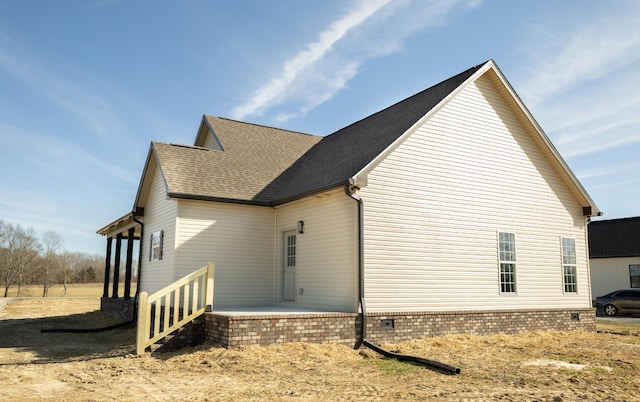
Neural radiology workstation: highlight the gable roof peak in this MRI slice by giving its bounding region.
[324,61,492,141]
[204,115,318,138]
[265,61,487,203]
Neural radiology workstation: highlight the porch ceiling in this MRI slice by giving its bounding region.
[96,212,142,238]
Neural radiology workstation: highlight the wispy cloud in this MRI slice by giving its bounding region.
[0,30,127,139]
[539,70,640,158]
[584,178,637,192]
[0,121,139,185]
[519,5,640,107]
[0,187,103,245]
[517,4,640,159]
[577,162,640,181]
[232,0,480,122]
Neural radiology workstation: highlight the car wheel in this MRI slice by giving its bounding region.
[604,304,617,316]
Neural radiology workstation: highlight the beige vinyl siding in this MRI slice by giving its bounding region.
[175,200,275,308]
[275,189,358,311]
[590,257,640,298]
[140,162,177,295]
[359,74,590,312]
[201,127,223,151]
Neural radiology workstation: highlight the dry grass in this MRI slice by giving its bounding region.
[3,283,135,298]
[1,297,639,401]
[596,320,640,335]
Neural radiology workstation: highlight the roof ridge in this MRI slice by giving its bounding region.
[206,115,320,138]
[168,143,210,151]
[260,61,486,203]
[322,61,489,139]
[153,141,210,151]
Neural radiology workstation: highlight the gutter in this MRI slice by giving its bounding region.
[344,184,366,341]
[344,184,460,375]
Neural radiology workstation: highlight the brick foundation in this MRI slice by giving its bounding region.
[204,308,595,348]
[204,312,361,348]
[153,316,206,352]
[100,297,135,321]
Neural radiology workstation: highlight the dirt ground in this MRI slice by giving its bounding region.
[1,298,639,401]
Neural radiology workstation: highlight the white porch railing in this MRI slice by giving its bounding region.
[136,261,214,355]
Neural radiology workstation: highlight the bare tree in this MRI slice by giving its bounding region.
[0,222,39,297]
[41,230,63,297]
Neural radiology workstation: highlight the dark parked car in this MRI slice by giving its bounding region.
[594,289,640,316]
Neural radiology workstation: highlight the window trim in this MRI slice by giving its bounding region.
[149,230,164,261]
[497,231,517,294]
[561,236,577,294]
[630,264,640,288]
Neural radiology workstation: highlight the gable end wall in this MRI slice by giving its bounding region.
[360,74,591,312]
[140,162,177,295]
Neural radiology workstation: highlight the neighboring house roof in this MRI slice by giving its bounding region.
[126,59,599,218]
[589,216,640,258]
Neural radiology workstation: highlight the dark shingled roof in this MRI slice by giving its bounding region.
[151,62,486,205]
[589,217,640,258]
[260,62,487,203]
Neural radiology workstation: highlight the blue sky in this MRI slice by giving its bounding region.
[1,0,639,255]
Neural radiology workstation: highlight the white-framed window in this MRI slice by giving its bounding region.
[150,230,164,261]
[498,232,516,293]
[630,265,640,288]
[561,237,577,293]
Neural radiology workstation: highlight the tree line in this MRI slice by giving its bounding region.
[0,220,129,297]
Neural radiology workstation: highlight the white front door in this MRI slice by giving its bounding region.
[283,231,297,301]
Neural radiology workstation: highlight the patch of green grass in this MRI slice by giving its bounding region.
[367,358,417,375]
[524,377,550,386]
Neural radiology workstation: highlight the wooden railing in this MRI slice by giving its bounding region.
[136,261,214,355]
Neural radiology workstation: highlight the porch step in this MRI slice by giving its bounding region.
[148,316,206,354]
[149,334,175,353]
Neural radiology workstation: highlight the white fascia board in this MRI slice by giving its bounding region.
[488,62,601,216]
[350,61,494,188]
[132,143,171,210]
[349,60,601,216]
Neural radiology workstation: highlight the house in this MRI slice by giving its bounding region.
[588,217,640,298]
[98,60,601,349]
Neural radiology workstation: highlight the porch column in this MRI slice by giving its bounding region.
[111,233,122,299]
[102,237,112,298]
[124,227,135,300]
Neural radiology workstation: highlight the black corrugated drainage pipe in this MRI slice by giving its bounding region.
[41,320,133,333]
[363,340,461,375]
[344,184,461,375]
